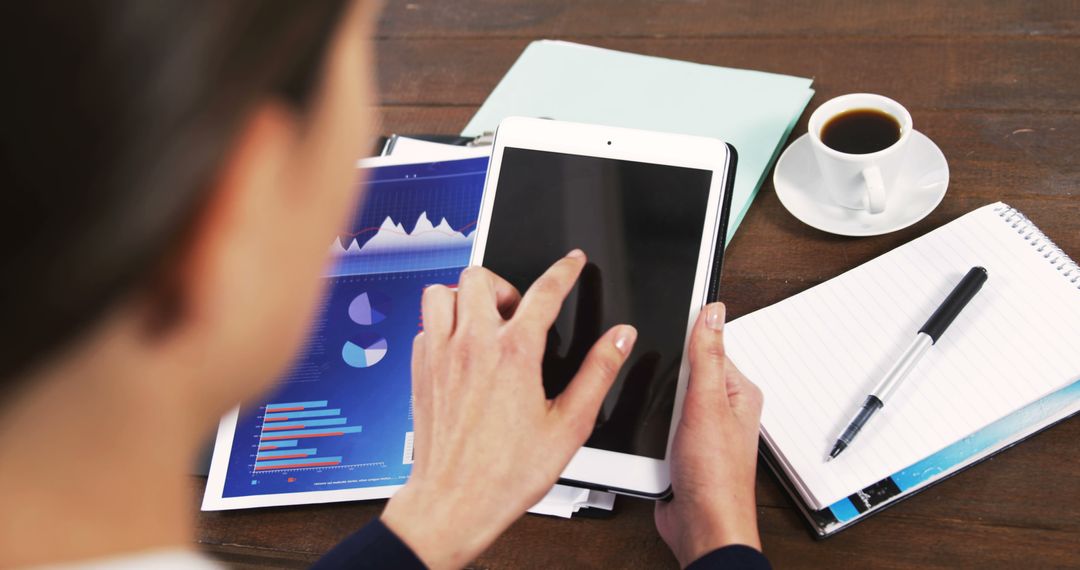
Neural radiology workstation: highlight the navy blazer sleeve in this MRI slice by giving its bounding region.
[310,519,769,570]
[686,545,771,570]
[310,518,426,570]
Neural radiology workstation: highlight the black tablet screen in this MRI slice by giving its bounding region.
[482,147,713,459]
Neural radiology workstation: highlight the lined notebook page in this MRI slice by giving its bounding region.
[726,203,1080,509]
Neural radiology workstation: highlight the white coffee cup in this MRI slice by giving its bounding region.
[808,93,913,214]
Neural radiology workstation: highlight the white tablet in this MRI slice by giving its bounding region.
[470,117,737,498]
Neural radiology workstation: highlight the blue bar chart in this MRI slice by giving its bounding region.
[253,400,362,472]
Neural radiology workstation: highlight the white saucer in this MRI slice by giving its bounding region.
[773,130,949,237]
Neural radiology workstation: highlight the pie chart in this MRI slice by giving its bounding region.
[341,334,388,368]
[348,291,391,326]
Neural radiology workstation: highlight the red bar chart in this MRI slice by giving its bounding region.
[253,400,362,472]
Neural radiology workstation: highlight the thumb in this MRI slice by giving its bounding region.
[685,302,731,413]
[552,325,637,439]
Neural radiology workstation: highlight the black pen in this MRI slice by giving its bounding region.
[827,266,989,462]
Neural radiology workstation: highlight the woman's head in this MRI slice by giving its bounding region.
[1,1,376,410]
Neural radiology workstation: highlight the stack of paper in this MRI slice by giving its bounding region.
[529,484,617,518]
[204,39,815,516]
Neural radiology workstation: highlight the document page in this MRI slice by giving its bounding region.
[203,156,486,509]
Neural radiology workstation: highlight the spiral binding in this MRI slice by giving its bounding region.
[993,203,1080,289]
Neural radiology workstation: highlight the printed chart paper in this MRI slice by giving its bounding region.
[203,157,486,509]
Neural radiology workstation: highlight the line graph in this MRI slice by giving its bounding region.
[328,212,475,276]
[325,158,486,276]
[332,213,474,254]
[340,218,478,240]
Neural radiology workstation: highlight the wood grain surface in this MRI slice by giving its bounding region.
[196,1,1080,567]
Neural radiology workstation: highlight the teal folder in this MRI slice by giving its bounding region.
[462,40,815,244]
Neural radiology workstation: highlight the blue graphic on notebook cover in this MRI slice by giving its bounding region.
[821,379,1079,527]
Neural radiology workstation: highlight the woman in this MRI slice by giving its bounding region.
[0,2,767,568]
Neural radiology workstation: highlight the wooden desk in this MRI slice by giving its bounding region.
[196,2,1079,567]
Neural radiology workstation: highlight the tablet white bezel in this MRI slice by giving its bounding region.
[469,117,732,497]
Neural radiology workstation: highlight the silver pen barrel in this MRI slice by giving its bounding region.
[871,333,933,402]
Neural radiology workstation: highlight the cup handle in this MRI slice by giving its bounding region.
[862,166,887,214]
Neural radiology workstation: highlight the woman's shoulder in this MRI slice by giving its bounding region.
[31,549,221,570]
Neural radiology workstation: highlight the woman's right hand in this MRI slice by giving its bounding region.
[655,302,765,566]
[382,250,636,569]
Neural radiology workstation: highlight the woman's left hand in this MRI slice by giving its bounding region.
[381,250,637,570]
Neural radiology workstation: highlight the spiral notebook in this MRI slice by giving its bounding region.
[726,202,1080,533]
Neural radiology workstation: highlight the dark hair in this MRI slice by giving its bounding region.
[0,1,349,382]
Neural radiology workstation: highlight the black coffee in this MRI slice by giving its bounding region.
[821,108,901,154]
